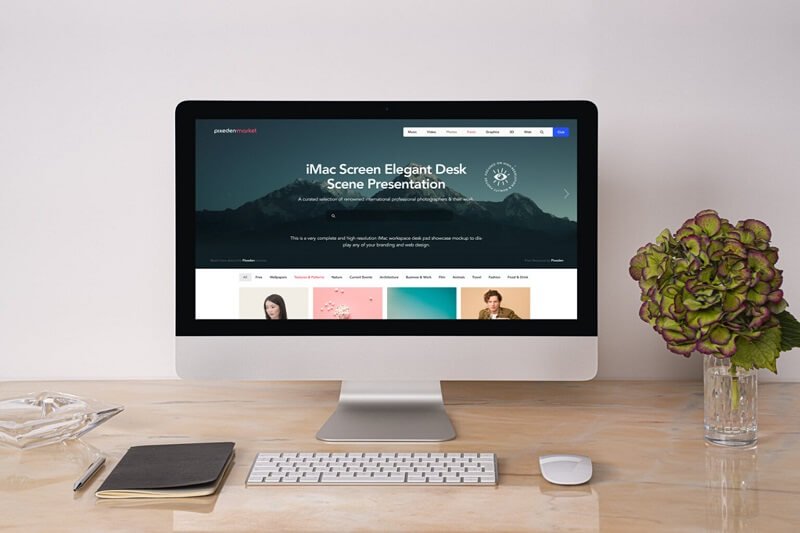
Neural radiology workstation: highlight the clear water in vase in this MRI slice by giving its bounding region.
[704,355,757,447]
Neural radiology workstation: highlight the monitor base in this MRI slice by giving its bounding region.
[316,381,456,442]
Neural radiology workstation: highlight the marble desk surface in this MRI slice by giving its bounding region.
[1,380,798,532]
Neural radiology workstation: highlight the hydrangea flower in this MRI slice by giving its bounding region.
[629,210,787,359]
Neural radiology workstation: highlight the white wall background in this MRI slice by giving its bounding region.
[2,0,799,381]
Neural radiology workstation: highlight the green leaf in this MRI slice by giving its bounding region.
[731,327,781,373]
[776,310,800,351]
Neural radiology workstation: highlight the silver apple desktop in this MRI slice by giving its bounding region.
[175,101,598,442]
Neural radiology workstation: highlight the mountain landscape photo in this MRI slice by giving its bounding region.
[196,169,577,269]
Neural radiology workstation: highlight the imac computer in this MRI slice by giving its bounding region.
[176,101,597,442]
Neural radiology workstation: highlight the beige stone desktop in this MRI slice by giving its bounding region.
[2,380,799,531]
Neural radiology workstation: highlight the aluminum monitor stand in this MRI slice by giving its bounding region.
[316,381,456,442]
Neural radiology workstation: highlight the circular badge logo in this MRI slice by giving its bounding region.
[484,162,517,192]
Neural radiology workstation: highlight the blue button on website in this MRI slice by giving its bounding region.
[554,127,570,137]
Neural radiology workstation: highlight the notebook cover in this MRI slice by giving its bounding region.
[97,442,234,492]
[96,452,234,499]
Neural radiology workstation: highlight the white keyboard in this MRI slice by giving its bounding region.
[247,452,497,485]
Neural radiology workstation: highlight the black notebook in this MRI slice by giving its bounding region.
[95,442,235,499]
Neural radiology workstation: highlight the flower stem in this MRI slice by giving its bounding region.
[730,363,740,411]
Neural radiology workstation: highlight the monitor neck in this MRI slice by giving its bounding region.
[316,380,455,442]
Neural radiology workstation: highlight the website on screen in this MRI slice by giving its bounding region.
[195,119,578,320]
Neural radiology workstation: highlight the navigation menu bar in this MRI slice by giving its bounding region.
[403,127,570,138]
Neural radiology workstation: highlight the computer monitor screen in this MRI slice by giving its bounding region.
[176,101,597,441]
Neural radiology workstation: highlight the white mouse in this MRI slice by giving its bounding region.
[539,454,593,485]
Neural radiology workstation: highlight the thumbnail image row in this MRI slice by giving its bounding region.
[241,287,531,320]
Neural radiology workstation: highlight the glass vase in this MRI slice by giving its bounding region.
[704,354,757,447]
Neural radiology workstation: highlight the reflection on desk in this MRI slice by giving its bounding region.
[705,446,759,531]
[0,439,101,493]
